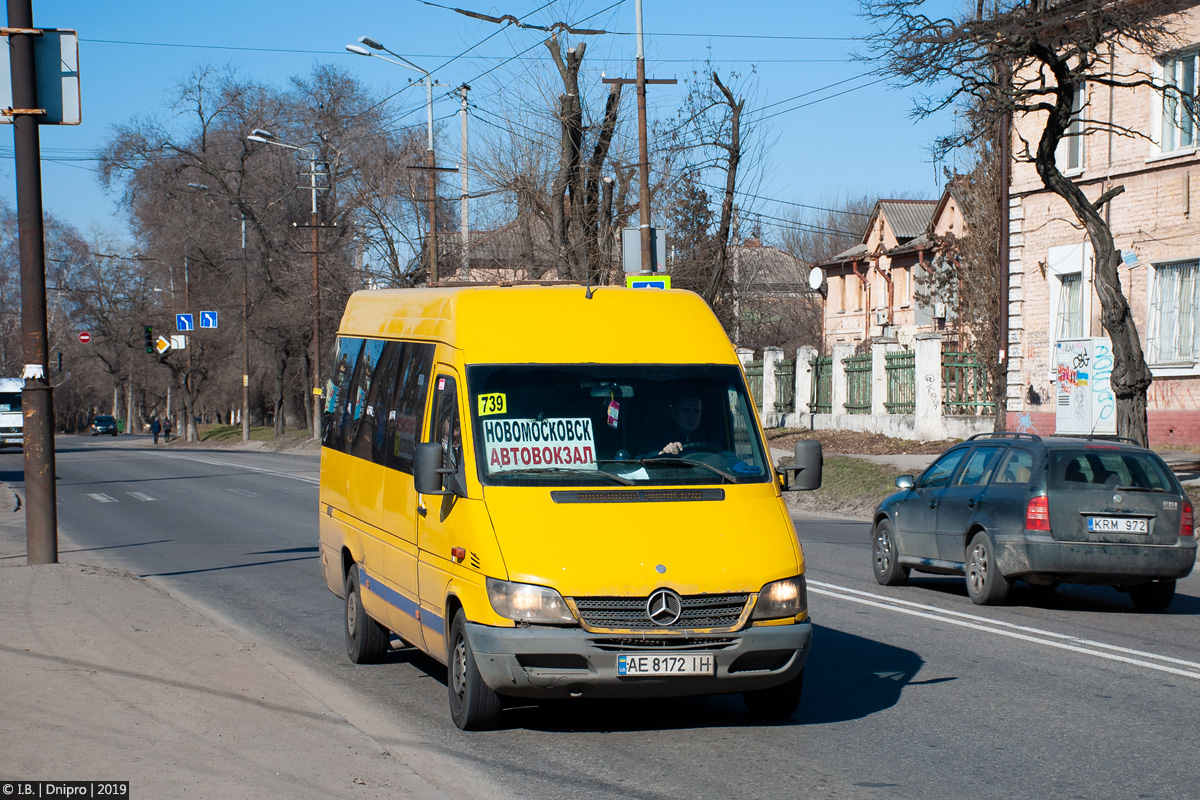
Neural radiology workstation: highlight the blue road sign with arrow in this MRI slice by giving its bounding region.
[200,311,218,329]
[176,313,194,332]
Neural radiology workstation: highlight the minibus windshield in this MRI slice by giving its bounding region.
[467,364,771,486]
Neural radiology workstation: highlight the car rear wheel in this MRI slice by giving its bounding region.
[447,609,503,731]
[743,669,803,719]
[965,532,1010,605]
[872,519,909,586]
[1129,579,1176,612]
[345,564,389,664]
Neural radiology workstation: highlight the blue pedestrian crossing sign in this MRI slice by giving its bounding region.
[200,311,218,329]
[626,275,671,289]
[176,313,194,332]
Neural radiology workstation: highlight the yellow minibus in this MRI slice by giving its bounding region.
[318,285,821,730]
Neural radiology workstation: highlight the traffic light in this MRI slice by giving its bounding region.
[144,326,154,353]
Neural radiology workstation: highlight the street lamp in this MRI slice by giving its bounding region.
[246,129,325,441]
[188,182,251,444]
[346,37,443,284]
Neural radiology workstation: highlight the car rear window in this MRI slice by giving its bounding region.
[1051,449,1174,491]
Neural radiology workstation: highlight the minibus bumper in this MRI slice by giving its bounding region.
[466,620,812,699]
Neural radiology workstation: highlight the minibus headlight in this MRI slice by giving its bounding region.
[751,575,807,620]
[486,578,577,624]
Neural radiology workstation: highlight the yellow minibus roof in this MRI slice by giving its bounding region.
[336,285,738,364]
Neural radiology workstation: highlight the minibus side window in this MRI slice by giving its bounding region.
[349,341,402,462]
[385,342,435,474]
[428,375,463,493]
[323,337,364,451]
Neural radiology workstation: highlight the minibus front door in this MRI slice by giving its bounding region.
[416,369,465,659]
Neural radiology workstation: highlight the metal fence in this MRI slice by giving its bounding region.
[774,358,796,413]
[885,350,916,414]
[844,353,872,414]
[810,356,832,414]
[745,359,763,407]
[942,352,995,415]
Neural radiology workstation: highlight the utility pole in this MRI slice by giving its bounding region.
[460,83,470,279]
[241,216,250,443]
[7,0,57,564]
[602,0,675,273]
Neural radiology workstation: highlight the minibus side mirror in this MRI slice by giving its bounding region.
[780,440,822,492]
[415,442,458,496]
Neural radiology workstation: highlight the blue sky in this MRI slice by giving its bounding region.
[2,0,956,245]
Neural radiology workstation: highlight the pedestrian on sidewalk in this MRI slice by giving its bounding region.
[163,417,173,443]
[150,416,161,445]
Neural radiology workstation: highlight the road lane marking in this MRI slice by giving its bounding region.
[126,492,156,502]
[149,452,318,485]
[224,488,260,497]
[85,493,117,503]
[810,580,1200,681]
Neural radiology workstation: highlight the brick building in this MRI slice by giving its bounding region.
[816,192,965,351]
[1005,6,1200,446]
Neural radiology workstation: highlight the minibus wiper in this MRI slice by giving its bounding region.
[636,457,738,484]
[506,467,634,486]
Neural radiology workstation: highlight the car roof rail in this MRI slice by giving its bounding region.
[966,431,1042,442]
[1048,433,1145,447]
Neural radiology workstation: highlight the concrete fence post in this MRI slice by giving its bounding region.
[762,346,783,419]
[914,333,944,440]
[871,338,896,417]
[795,345,817,415]
[736,347,754,368]
[831,343,853,417]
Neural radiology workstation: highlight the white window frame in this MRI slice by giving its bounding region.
[1056,82,1086,175]
[1155,50,1199,157]
[1146,258,1200,374]
[1046,242,1093,377]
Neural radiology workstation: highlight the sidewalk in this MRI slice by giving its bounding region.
[0,482,447,799]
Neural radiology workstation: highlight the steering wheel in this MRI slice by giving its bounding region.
[678,441,724,455]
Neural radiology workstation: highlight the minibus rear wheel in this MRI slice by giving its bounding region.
[742,670,803,719]
[448,609,502,731]
[345,564,389,663]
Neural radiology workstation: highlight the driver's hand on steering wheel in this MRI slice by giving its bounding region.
[659,441,684,456]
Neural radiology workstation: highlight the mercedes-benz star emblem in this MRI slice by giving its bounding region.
[646,589,683,626]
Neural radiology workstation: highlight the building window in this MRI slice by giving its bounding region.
[1161,52,1198,154]
[1056,83,1085,172]
[1148,260,1200,364]
[1055,273,1083,340]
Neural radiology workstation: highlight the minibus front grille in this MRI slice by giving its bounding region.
[551,489,725,504]
[589,637,738,651]
[571,593,750,631]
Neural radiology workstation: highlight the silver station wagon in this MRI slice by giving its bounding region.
[871,433,1197,610]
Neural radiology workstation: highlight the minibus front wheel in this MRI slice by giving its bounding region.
[345,564,389,664]
[448,610,503,731]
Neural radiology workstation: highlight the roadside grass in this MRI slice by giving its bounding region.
[784,455,901,519]
[198,424,288,443]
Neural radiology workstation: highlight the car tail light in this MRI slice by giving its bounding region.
[1025,496,1050,531]
[1181,501,1194,538]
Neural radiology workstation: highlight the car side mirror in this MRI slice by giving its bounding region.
[780,440,822,492]
[414,442,460,496]
[895,474,914,490]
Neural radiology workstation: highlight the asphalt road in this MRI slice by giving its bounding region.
[5,436,1200,799]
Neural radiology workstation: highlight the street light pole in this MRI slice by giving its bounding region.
[246,129,324,441]
[241,215,250,443]
[347,39,442,284]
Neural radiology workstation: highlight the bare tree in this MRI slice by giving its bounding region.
[862,0,1194,444]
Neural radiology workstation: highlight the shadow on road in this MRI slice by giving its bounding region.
[905,574,1200,615]
[372,622,925,733]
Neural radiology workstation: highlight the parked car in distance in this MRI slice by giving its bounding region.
[90,415,119,436]
[871,432,1196,611]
